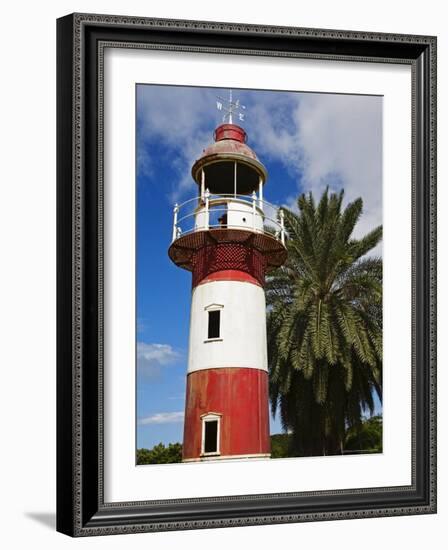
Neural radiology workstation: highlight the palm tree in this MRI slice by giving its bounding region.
[267,188,382,456]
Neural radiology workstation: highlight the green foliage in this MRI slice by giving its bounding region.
[270,433,292,458]
[136,442,183,465]
[344,415,383,453]
[267,188,383,456]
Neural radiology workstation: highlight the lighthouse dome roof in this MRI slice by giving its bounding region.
[191,124,267,195]
[200,124,258,160]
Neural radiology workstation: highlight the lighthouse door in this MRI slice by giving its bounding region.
[201,413,222,456]
[204,420,218,453]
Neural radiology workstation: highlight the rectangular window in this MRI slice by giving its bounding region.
[204,420,218,454]
[208,310,220,339]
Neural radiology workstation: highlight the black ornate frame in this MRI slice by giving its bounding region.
[56,13,437,536]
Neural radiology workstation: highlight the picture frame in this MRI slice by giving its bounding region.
[56,12,437,536]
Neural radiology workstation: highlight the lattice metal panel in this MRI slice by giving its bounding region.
[191,243,267,287]
[168,228,287,275]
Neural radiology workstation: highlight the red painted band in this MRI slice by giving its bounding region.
[196,269,261,287]
[183,368,270,460]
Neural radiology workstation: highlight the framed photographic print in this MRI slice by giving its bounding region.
[56,13,437,536]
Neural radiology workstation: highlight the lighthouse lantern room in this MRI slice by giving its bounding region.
[168,92,287,462]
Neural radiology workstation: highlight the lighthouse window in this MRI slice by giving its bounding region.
[204,420,219,454]
[208,310,221,339]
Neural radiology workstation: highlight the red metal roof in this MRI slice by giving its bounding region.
[198,123,259,162]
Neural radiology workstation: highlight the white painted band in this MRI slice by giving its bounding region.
[183,453,271,463]
[187,279,268,374]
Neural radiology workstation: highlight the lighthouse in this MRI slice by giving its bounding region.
[168,93,287,462]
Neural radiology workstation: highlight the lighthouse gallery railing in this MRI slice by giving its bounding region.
[171,193,286,246]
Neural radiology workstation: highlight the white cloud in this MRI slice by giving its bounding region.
[138,411,184,425]
[137,342,181,378]
[293,94,382,245]
[137,86,217,201]
[249,92,383,254]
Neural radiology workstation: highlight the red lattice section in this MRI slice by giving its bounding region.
[191,243,267,288]
[168,228,287,273]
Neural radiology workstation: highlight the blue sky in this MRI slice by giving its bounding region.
[136,84,383,450]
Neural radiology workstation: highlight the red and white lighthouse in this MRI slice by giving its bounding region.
[168,96,287,462]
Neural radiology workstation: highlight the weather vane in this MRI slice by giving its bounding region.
[216,89,246,124]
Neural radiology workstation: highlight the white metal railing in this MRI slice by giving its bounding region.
[171,191,286,245]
